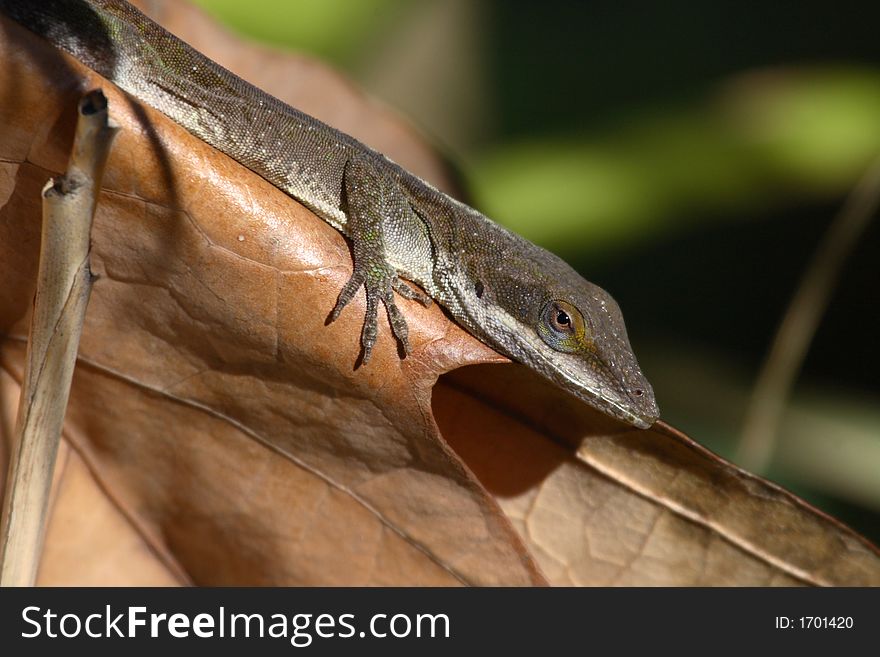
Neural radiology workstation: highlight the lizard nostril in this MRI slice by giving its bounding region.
[632,388,644,397]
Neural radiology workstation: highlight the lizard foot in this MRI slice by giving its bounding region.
[329,153,433,365]
[329,267,423,364]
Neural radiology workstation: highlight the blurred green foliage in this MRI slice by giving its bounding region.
[193,0,880,544]
[475,69,880,252]
[191,0,407,66]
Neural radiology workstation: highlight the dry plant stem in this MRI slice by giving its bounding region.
[0,90,118,586]
[737,156,880,473]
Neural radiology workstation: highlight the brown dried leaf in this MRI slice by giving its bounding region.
[436,366,880,585]
[0,2,877,586]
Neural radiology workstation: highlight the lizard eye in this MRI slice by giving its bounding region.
[538,300,589,353]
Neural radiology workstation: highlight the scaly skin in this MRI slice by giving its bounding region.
[0,0,660,428]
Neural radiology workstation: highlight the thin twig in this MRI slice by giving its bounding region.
[736,156,880,473]
[0,90,118,587]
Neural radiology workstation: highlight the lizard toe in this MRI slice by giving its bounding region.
[359,288,380,364]
[392,278,432,307]
[380,288,411,355]
[328,271,365,323]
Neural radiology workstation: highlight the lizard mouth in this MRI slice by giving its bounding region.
[533,350,658,429]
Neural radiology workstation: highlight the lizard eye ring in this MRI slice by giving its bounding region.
[538,300,589,353]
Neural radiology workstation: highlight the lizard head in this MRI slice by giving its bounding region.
[528,289,659,428]
[461,243,659,429]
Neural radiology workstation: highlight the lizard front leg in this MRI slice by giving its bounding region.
[327,154,432,364]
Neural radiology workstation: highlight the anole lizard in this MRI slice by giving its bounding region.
[0,0,660,429]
